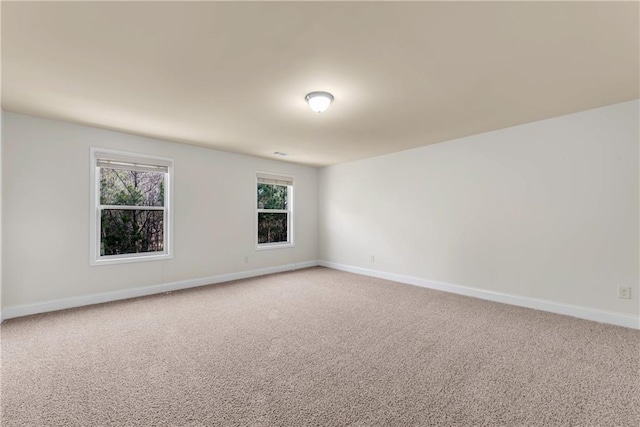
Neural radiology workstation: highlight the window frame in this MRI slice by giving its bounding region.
[89,147,174,266]
[255,172,295,250]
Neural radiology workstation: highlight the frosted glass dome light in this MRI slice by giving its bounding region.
[305,91,334,113]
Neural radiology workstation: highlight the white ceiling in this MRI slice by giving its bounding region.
[2,1,638,167]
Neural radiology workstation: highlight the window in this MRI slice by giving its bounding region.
[90,148,173,265]
[256,173,294,249]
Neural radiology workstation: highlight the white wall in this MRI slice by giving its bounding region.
[2,112,318,308]
[0,109,3,319]
[319,100,639,317]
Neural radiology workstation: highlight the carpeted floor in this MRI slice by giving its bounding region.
[1,267,639,426]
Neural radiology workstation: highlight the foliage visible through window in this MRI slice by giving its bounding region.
[100,168,166,256]
[91,149,172,265]
[257,180,292,245]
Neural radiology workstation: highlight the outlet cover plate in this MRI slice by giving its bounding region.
[618,286,631,299]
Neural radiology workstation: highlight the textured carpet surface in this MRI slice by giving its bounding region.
[1,267,639,426]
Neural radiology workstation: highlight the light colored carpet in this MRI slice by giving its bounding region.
[1,267,639,426]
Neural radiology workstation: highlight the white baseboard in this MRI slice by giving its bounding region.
[1,260,320,321]
[319,261,640,330]
[4,260,637,330]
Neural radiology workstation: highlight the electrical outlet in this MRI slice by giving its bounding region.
[618,286,631,299]
[244,256,249,263]
[371,255,375,262]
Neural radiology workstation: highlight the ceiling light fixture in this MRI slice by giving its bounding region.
[305,91,334,113]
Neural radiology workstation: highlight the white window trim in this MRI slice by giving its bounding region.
[89,147,174,266]
[255,171,295,250]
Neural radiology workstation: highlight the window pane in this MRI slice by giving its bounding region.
[258,212,288,244]
[257,183,287,210]
[101,209,164,256]
[100,168,165,207]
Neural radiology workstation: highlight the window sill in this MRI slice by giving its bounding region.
[255,242,295,251]
[91,253,173,266]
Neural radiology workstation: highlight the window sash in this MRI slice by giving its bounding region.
[257,208,288,214]
[99,205,165,211]
[98,207,168,257]
[257,211,290,244]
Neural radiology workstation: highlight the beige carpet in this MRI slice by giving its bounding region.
[1,267,639,426]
